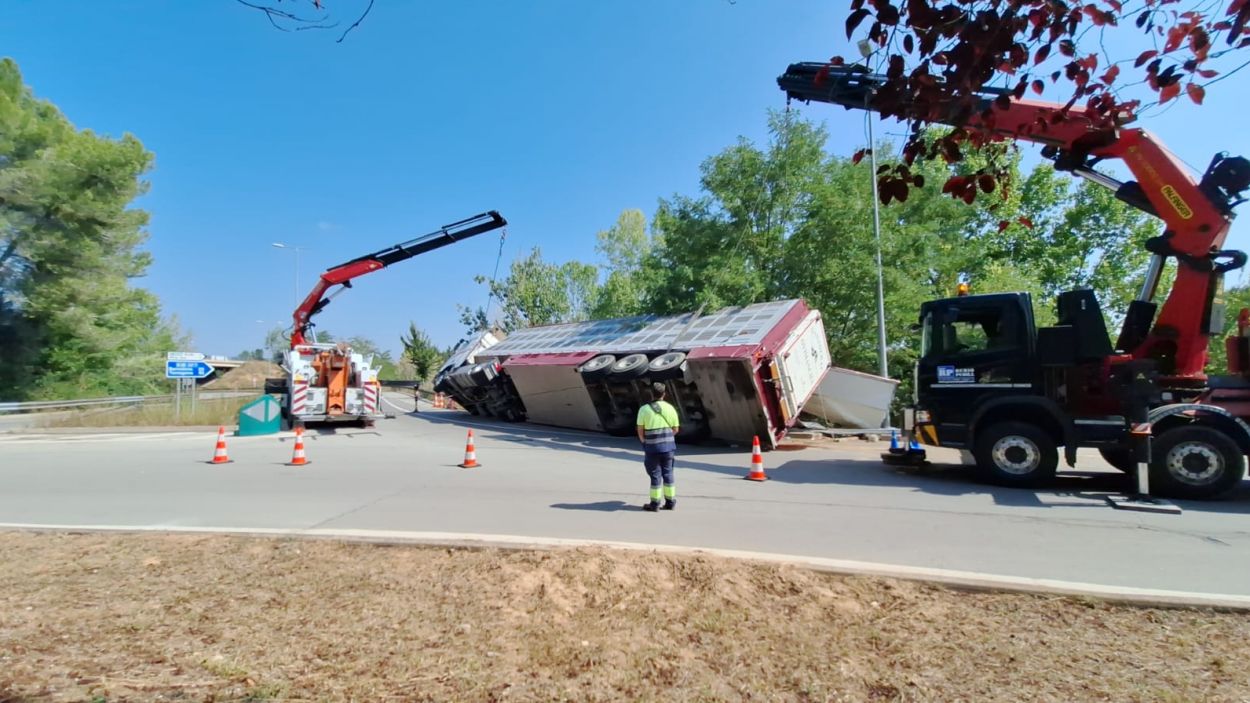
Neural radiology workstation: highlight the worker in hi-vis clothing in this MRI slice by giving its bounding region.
[636,381,680,512]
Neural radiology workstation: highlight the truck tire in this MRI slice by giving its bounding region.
[647,352,687,380]
[973,421,1059,487]
[1149,425,1246,500]
[609,353,649,380]
[579,354,616,382]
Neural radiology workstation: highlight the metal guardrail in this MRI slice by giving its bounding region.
[0,390,255,414]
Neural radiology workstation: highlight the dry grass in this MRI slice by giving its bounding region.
[1,532,1247,702]
[202,361,283,391]
[39,397,254,428]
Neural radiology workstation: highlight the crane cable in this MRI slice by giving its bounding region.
[482,228,508,327]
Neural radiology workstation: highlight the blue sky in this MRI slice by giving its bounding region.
[2,1,1247,357]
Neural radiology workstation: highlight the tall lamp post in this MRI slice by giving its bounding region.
[271,242,307,308]
[859,40,890,382]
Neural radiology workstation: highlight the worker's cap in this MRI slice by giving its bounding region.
[651,381,666,396]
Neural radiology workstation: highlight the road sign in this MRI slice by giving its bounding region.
[167,351,205,361]
[166,360,215,379]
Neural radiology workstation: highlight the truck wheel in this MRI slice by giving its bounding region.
[579,354,616,382]
[973,421,1058,487]
[1149,425,1246,500]
[646,352,687,380]
[609,353,649,380]
[1098,447,1135,473]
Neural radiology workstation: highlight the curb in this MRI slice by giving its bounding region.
[2,523,1248,611]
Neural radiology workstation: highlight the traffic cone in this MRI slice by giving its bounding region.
[744,435,767,481]
[287,426,310,466]
[890,431,900,451]
[434,393,444,409]
[208,426,233,464]
[909,436,922,452]
[458,429,480,468]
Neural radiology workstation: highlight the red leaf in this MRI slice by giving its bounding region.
[1083,4,1106,25]
[904,35,914,53]
[1164,26,1186,53]
[1134,49,1158,67]
[998,220,1012,232]
[1197,68,1218,78]
[978,174,997,193]
[913,174,926,188]
[1058,39,1076,56]
[1031,79,1045,94]
[1017,216,1035,229]
[1187,82,1206,104]
[1159,82,1181,102]
[1106,0,1122,11]
[852,148,870,165]
[1100,65,1121,84]
[1034,44,1052,64]
[962,188,977,205]
[846,9,871,39]
[942,176,967,195]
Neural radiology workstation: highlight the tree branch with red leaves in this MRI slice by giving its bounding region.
[833,0,1250,203]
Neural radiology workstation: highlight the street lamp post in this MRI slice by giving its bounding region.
[858,40,890,383]
[271,242,306,308]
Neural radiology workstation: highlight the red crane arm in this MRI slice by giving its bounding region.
[289,211,507,348]
[778,63,1249,379]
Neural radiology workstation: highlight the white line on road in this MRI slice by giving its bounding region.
[0,432,210,444]
[3,522,1247,611]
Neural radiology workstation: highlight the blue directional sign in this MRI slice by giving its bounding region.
[166,360,215,379]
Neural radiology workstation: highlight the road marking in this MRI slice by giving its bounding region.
[0,431,212,445]
[2,522,1246,611]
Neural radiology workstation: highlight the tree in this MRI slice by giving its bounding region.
[590,209,654,319]
[459,247,600,333]
[645,111,828,313]
[399,322,443,382]
[261,326,290,364]
[0,59,184,400]
[236,348,267,361]
[832,0,1250,202]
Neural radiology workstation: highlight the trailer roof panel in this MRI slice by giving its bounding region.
[481,299,802,357]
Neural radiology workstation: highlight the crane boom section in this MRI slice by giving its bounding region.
[290,210,507,347]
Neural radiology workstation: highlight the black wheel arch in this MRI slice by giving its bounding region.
[969,396,1078,466]
[1149,403,1250,454]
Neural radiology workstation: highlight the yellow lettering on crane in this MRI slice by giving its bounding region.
[1161,185,1194,220]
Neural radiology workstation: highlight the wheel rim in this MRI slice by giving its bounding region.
[582,355,614,373]
[1166,441,1222,485]
[613,354,646,371]
[991,436,1041,475]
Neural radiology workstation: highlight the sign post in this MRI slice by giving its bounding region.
[166,353,213,422]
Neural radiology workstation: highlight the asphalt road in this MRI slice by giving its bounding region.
[2,392,1248,598]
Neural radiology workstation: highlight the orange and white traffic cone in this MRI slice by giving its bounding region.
[287,426,310,466]
[208,426,233,465]
[744,435,767,481]
[458,429,480,468]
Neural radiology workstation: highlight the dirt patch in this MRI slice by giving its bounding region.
[1,532,1247,702]
[203,360,283,390]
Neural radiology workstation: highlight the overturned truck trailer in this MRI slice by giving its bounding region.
[433,299,832,448]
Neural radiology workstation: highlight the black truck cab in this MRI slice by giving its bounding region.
[913,292,1041,448]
